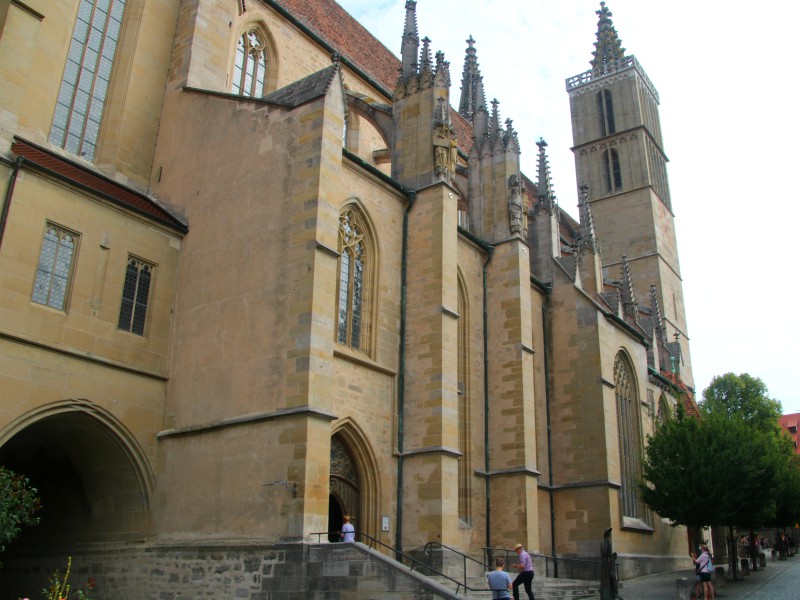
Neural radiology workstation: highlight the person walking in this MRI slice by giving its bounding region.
[339,515,355,542]
[511,543,535,600]
[487,557,512,600]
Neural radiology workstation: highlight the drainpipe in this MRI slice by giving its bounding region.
[482,248,494,551]
[542,300,557,577]
[396,189,416,556]
[0,156,22,251]
[457,226,494,551]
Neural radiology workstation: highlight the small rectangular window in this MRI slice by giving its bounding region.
[32,223,80,310]
[117,256,154,335]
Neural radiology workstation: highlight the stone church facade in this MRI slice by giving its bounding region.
[0,0,694,596]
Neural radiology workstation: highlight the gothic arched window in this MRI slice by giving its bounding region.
[614,352,645,520]
[232,29,267,97]
[457,280,471,524]
[49,0,127,160]
[32,224,79,310]
[602,148,622,193]
[336,206,371,352]
[596,89,616,136]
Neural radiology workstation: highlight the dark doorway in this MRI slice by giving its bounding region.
[328,435,360,541]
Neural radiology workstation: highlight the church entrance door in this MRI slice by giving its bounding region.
[329,434,360,542]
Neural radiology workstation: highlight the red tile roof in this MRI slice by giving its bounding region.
[272,0,476,155]
[11,138,187,233]
[273,0,400,93]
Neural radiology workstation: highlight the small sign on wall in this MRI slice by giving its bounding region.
[382,516,390,532]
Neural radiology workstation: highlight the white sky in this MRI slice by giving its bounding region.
[336,0,800,413]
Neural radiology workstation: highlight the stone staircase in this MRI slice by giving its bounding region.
[429,574,600,599]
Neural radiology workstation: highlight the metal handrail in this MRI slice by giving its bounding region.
[482,546,602,581]
[423,541,491,591]
[310,531,477,594]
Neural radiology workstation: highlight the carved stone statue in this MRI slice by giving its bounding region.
[508,174,525,235]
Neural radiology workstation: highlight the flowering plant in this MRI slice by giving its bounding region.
[41,557,96,600]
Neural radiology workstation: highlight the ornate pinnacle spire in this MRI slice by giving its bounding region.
[488,99,501,142]
[590,2,626,73]
[620,254,638,318]
[650,284,667,343]
[459,36,486,121]
[535,139,556,213]
[434,50,451,87]
[577,184,601,256]
[401,0,419,80]
[419,36,433,73]
[504,119,520,154]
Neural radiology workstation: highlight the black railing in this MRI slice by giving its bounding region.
[310,531,479,595]
[423,541,491,591]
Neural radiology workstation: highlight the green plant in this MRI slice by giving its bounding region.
[0,466,41,556]
[43,557,96,600]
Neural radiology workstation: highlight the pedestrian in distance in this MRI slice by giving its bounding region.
[487,557,512,600]
[511,543,535,600]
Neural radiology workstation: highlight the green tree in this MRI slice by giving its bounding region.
[701,373,782,433]
[0,466,41,557]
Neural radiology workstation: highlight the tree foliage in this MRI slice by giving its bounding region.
[641,373,797,530]
[0,466,41,556]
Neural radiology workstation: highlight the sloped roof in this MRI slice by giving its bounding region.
[273,0,400,93]
[264,63,339,107]
[11,138,188,233]
[272,0,476,155]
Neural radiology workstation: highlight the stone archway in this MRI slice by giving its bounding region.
[329,434,360,540]
[0,400,152,552]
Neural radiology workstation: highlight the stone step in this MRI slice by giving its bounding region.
[429,574,600,599]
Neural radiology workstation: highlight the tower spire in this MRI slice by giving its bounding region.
[458,36,486,122]
[590,2,626,73]
[401,0,419,80]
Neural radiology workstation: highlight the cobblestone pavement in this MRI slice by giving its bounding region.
[617,557,799,599]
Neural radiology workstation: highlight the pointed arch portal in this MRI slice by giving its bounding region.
[0,401,152,552]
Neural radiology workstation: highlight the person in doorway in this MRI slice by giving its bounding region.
[691,544,715,600]
[511,543,535,600]
[339,515,355,542]
[487,557,512,600]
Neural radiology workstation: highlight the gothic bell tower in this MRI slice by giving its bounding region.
[567,2,692,384]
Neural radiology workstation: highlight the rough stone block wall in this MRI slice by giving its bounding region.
[0,543,458,600]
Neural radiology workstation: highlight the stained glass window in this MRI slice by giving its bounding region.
[49,0,126,160]
[118,257,153,335]
[336,207,368,351]
[232,29,267,97]
[32,224,79,310]
[614,353,645,520]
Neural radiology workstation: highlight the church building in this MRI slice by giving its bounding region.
[0,0,695,596]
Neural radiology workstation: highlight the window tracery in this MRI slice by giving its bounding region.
[232,29,267,97]
[614,352,645,520]
[50,0,127,160]
[32,224,79,310]
[336,206,371,352]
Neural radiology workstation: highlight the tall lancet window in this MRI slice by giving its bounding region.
[50,0,127,160]
[457,280,471,524]
[614,352,646,521]
[596,89,616,136]
[602,148,622,193]
[232,29,267,97]
[336,206,371,352]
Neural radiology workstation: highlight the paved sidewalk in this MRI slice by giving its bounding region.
[616,556,799,599]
